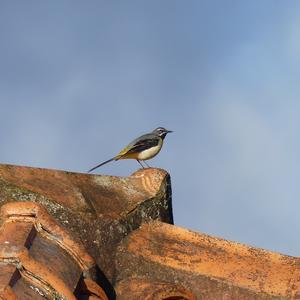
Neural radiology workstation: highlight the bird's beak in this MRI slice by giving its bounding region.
[167,130,173,133]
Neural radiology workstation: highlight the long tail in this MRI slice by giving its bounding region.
[88,157,115,173]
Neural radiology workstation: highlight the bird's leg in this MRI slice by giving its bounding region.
[143,161,150,168]
[136,159,145,168]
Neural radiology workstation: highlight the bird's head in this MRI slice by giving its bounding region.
[152,127,173,139]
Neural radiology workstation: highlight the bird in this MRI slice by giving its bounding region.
[88,127,172,173]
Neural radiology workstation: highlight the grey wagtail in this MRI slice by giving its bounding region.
[88,127,172,172]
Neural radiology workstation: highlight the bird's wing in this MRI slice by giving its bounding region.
[116,133,160,158]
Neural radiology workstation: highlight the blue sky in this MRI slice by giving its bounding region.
[1,1,300,256]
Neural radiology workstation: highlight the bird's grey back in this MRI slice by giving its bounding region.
[128,133,159,147]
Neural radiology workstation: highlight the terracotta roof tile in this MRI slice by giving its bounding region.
[115,220,300,299]
[1,164,300,299]
[0,164,172,282]
[0,164,172,220]
[0,202,108,300]
[116,278,196,300]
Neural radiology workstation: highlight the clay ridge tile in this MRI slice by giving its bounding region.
[115,220,300,299]
[0,164,172,220]
[0,164,173,284]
